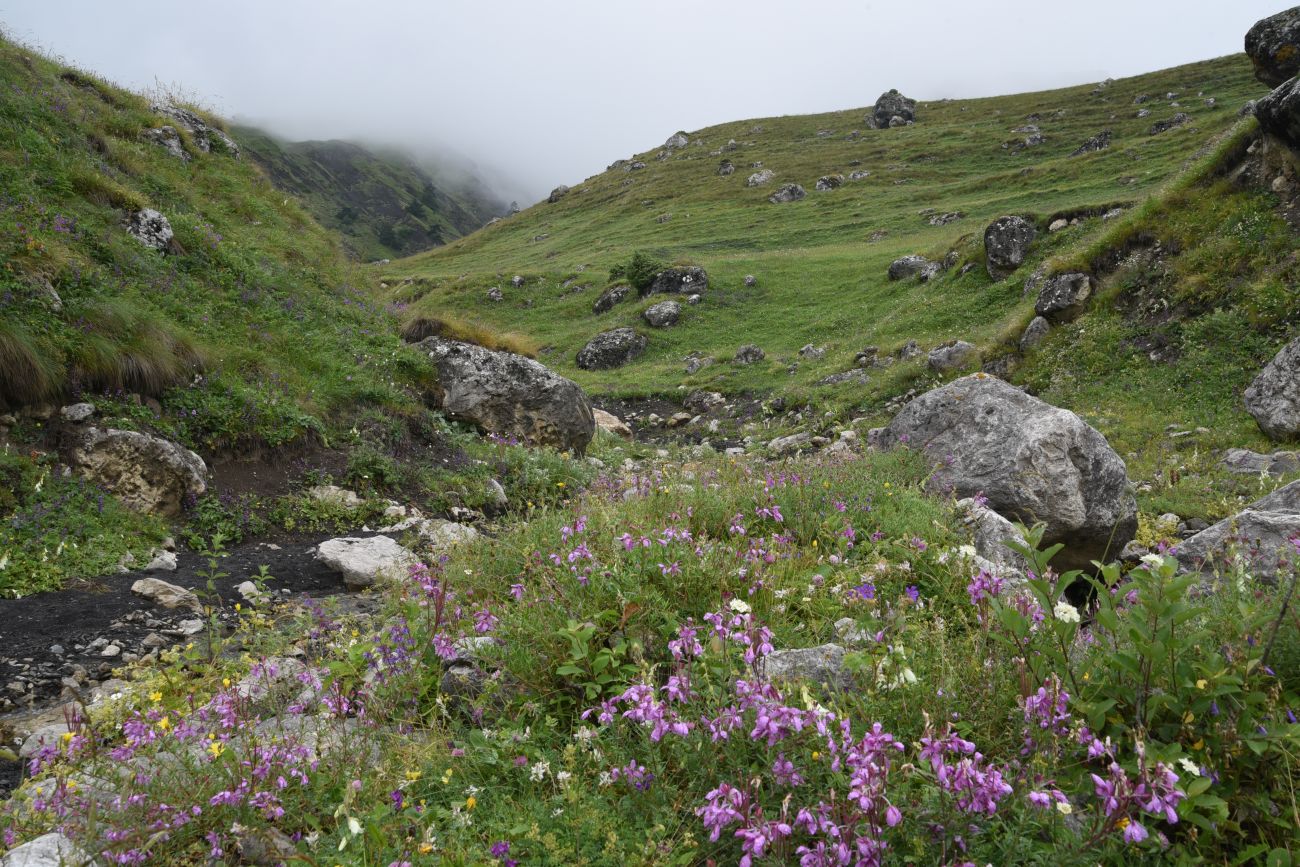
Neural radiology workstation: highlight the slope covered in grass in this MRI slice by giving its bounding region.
[232,126,506,260]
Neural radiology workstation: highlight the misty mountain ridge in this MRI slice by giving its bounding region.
[232,126,512,260]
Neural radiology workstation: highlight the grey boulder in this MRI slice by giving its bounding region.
[419,337,595,453]
[1035,272,1093,322]
[1176,480,1300,580]
[152,104,240,156]
[314,536,418,590]
[1019,316,1051,352]
[0,833,95,867]
[984,215,1037,279]
[575,328,647,370]
[646,266,708,296]
[734,344,765,365]
[68,427,207,516]
[872,89,917,128]
[1256,78,1300,153]
[888,255,931,281]
[927,340,978,372]
[761,644,850,688]
[746,169,775,186]
[1246,7,1300,87]
[958,497,1031,580]
[1221,447,1300,476]
[643,299,682,328]
[547,185,570,203]
[127,208,173,252]
[592,285,632,314]
[768,183,806,203]
[877,373,1137,570]
[1244,335,1300,440]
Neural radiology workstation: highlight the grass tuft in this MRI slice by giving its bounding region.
[399,314,539,357]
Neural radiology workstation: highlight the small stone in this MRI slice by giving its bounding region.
[178,619,205,636]
[144,551,178,572]
[59,403,95,423]
[101,645,121,658]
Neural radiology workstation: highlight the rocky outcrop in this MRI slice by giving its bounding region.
[984,216,1036,279]
[68,427,207,517]
[643,299,681,328]
[646,266,708,296]
[888,255,931,281]
[1221,448,1300,476]
[927,341,977,373]
[1246,7,1300,87]
[127,208,173,252]
[592,285,632,314]
[1148,113,1190,135]
[872,89,916,128]
[152,104,240,156]
[958,497,1031,580]
[877,373,1137,569]
[0,832,95,867]
[1255,79,1300,152]
[1071,130,1112,156]
[419,337,595,453]
[1243,335,1300,440]
[547,185,570,203]
[769,183,806,203]
[575,328,647,370]
[314,536,418,590]
[815,175,844,191]
[1176,480,1300,580]
[734,344,765,365]
[1034,272,1093,322]
[143,125,188,161]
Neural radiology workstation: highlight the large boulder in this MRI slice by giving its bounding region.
[1255,78,1300,151]
[984,216,1037,279]
[1176,480,1300,580]
[315,536,418,590]
[127,208,174,251]
[592,285,632,314]
[68,427,206,517]
[1243,335,1300,440]
[643,299,681,328]
[1246,8,1300,87]
[888,255,931,281]
[645,266,708,296]
[0,832,95,867]
[745,169,775,186]
[877,374,1137,569]
[547,185,570,203]
[1020,316,1051,352]
[872,89,916,128]
[575,328,647,370]
[768,183,806,203]
[419,337,595,453]
[927,340,977,373]
[1034,272,1094,322]
[1221,447,1300,476]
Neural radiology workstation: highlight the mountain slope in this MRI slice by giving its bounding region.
[232,127,506,260]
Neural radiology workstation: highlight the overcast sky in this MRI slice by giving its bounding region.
[1,1,1280,202]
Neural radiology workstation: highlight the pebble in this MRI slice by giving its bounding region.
[49,645,64,656]
[101,645,121,658]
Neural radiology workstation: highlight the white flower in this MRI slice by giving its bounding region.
[598,771,613,787]
[1179,758,1200,777]
[728,598,751,614]
[958,544,977,560]
[529,760,550,781]
[347,817,362,836]
[1052,601,1080,623]
[1140,552,1167,570]
[556,771,572,784]
[1055,800,1073,815]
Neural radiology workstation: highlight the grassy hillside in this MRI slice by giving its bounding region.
[0,38,579,593]
[233,126,506,260]
[388,54,1300,523]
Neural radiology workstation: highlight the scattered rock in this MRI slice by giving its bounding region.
[815,175,844,191]
[419,337,595,453]
[131,577,200,613]
[645,266,708,296]
[743,274,757,287]
[768,183,806,203]
[872,89,917,128]
[127,208,174,252]
[761,644,849,688]
[1148,113,1190,135]
[576,328,648,370]
[745,169,775,187]
[1245,7,1300,87]
[643,299,682,328]
[798,344,825,359]
[308,485,363,509]
[1221,448,1300,476]
[983,215,1037,279]
[718,159,735,176]
[734,344,765,365]
[768,432,812,456]
[593,409,633,440]
[592,285,632,314]
[1175,480,1300,579]
[486,287,503,302]
[1071,130,1112,156]
[232,822,300,866]
[1019,316,1051,352]
[888,255,931,281]
[59,403,95,423]
[877,373,1137,570]
[664,131,689,150]
[927,211,963,226]
[236,581,266,604]
[547,185,570,203]
[68,427,206,517]
[848,169,871,181]
[144,551,177,572]
[1048,218,1069,232]
[1034,272,1094,322]
[927,341,977,373]
[1243,334,1300,440]
[314,536,418,590]
[684,353,714,375]
[416,519,481,551]
[0,832,94,867]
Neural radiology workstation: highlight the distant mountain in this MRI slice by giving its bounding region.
[232,127,508,260]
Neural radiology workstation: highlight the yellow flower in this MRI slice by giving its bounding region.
[157,716,171,732]
[441,769,453,784]
[418,843,434,854]
[208,741,224,758]
[222,678,231,688]
[1196,679,1207,689]
[556,482,566,488]
[60,732,73,744]
[811,751,820,761]
[234,603,241,612]
[466,796,477,810]
[812,539,818,548]
[149,691,163,703]
[406,770,422,782]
